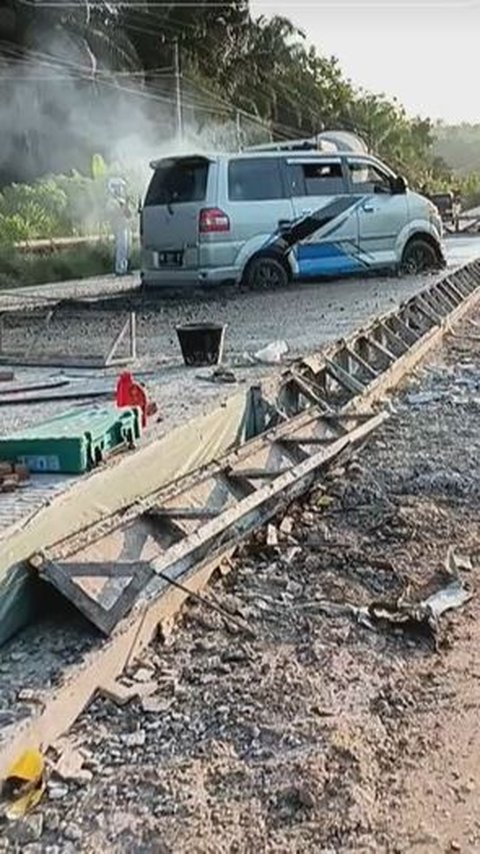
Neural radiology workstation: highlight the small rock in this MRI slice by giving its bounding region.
[286,580,303,597]
[282,546,302,566]
[221,648,251,665]
[5,814,44,845]
[141,697,172,714]
[266,524,278,547]
[48,782,69,801]
[17,689,43,704]
[44,811,61,832]
[133,667,155,683]
[121,729,146,748]
[279,517,293,536]
[347,461,365,479]
[326,466,346,481]
[64,823,83,842]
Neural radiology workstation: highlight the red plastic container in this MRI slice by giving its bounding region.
[116,372,149,428]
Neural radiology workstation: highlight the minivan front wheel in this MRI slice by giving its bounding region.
[243,254,290,290]
[400,238,440,275]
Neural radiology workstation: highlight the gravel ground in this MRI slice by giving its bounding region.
[0,271,465,436]
[0,274,137,311]
[2,300,480,852]
[0,235,478,438]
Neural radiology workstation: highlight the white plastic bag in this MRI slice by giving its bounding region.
[254,340,289,364]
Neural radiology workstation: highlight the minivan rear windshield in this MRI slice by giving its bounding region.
[145,158,209,206]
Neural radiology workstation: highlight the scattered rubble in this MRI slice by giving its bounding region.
[0,306,477,851]
[1,277,480,850]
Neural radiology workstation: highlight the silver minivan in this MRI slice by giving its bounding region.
[140,148,445,289]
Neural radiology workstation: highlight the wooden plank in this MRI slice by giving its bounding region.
[385,315,420,346]
[425,286,452,317]
[143,413,387,595]
[415,294,445,326]
[324,358,366,395]
[441,279,465,304]
[226,467,291,480]
[344,344,378,378]
[105,313,136,367]
[360,335,396,364]
[57,562,152,578]
[289,372,331,410]
[435,281,461,309]
[374,321,409,354]
[0,354,109,369]
[41,560,154,635]
[274,438,310,464]
[279,435,339,446]
[151,507,220,521]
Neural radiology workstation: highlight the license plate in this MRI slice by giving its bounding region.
[154,251,183,267]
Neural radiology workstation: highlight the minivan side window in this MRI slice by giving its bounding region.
[288,161,346,196]
[228,158,285,201]
[348,161,392,194]
[145,158,209,206]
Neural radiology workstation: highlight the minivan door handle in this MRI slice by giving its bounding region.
[362,202,375,213]
[278,219,292,229]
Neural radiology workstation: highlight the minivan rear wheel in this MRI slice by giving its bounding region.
[400,238,440,275]
[243,254,290,290]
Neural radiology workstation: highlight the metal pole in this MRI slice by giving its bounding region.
[236,110,242,151]
[173,38,183,141]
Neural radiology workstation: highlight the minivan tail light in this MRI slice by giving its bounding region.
[199,207,230,233]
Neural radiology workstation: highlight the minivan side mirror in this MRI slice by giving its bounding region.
[391,175,408,195]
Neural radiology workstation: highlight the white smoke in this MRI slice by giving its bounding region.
[0,57,270,200]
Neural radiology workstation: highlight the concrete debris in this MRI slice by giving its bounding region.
[99,678,157,706]
[47,783,69,801]
[266,524,278,547]
[132,667,155,683]
[279,516,293,536]
[52,740,93,786]
[446,546,474,574]
[253,340,289,364]
[1,275,480,852]
[141,697,173,714]
[317,573,473,640]
[424,578,472,623]
[121,730,146,748]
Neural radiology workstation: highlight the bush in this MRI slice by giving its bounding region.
[0,167,141,244]
[0,242,140,289]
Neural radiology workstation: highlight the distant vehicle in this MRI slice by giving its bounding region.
[426,191,461,232]
[140,145,446,290]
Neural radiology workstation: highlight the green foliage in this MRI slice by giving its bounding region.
[0,242,141,289]
[4,0,480,227]
[0,173,119,243]
[434,124,480,175]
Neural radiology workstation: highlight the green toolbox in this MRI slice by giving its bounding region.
[0,405,142,474]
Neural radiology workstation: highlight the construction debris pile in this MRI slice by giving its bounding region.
[1,309,480,852]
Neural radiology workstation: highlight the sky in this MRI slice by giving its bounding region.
[250,0,479,124]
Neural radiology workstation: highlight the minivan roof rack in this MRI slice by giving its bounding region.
[244,137,326,153]
[244,131,368,155]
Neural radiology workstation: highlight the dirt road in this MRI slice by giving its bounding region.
[3,292,479,852]
[2,237,480,438]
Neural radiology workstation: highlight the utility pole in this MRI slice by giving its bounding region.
[173,38,183,141]
[235,110,242,151]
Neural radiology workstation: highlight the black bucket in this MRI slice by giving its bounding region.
[176,322,227,367]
